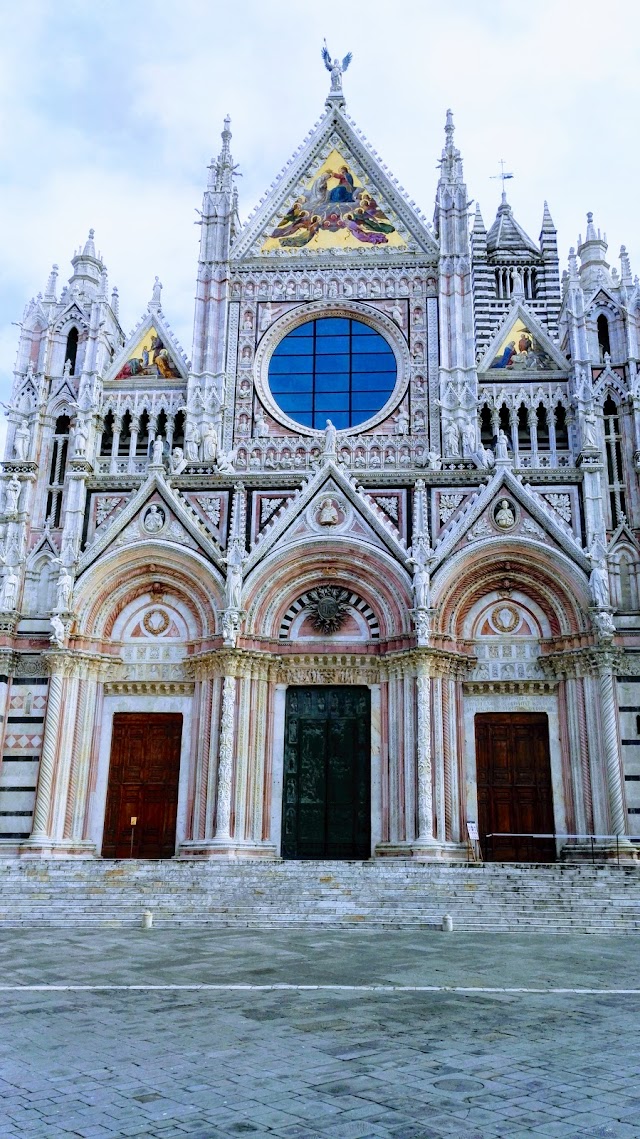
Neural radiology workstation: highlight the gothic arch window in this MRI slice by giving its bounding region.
[46,414,70,527]
[100,411,114,456]
[268,316,396,430]
[610,548,639,612]
[554,403,569,450]
[603,394,626,524]
[480,405,493,446]
[597,314,611,362]
[64,327,79,375]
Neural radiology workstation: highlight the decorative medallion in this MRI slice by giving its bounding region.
[307,586,350,634]
[490,603,520,633]
[308,492,349,532]
[143,608,170,636]
[142,504,166,534]
[493,499,516,530]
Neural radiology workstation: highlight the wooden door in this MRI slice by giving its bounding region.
[475,712,556,862]
[282,687,370,860]
[102,713,182,859]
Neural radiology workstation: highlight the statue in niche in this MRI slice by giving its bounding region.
[427,451,442,470]
[394,407,409,436]
[0,566,18,611]
[184,421,200,461]
[201,424,218,462]
[318,497,340,526]
[225,544,244,610]
[4,476,20,515]
[496,429,510,460]
[589,545,610,608]
[443,421,460,457]
[13,415,30,461]
[461,422,476,456]
[55,566,73,612]
[582,407,599,450]
[254,406,268,437]
[151,435,165,465]
[494,499,516,529]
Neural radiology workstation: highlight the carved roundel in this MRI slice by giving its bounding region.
[489,603,520,633]
[493,498,517,531]
[143,608,170,636]
[307,493,350,533]
[142,504,166,535]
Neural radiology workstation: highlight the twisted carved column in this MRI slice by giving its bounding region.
[214,674,236,840]
[599,667,626,835]
[29,672,64,840]
[415,665,435,843]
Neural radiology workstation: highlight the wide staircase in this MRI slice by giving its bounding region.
[1,859,640,932]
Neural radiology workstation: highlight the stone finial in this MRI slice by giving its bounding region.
[83,228,96,257]
[110,285,119,318]
[44,264,58,302]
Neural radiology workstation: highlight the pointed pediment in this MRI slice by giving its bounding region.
[52,301,90,334]
[608,519,640,555]
[244,459,408,573]
[431,466,589,573]
[77,472,224,576]
[104,309,189,384]
[478,302,569,374]
[232,107,437,260]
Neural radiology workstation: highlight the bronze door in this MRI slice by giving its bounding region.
[282,686,371,859]
[475,712,556,862]
[102,713,182,858]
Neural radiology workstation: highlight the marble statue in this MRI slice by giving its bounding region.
[4,476,20,515]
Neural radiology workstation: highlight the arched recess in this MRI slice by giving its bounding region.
[74,543,224,647]
[244,538,413,645]
[609,544,640,612]
[432,540,590,642]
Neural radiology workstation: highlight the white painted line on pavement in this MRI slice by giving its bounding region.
[0,983,637,994]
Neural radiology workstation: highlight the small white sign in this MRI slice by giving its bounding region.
[467,821,479,842]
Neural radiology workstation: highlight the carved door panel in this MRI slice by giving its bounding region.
[282,686,370,859]
[102,713,182,859]
[475,712,555,862]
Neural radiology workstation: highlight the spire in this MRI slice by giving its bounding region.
[44,264,58,303]
[577,210,610,292]
[541,200,555,232]
[208,115,235,193]
[487,196,538,256]
[472,203,487,234]
[470,203,487,260]
[110,285,119,318]
[69,227,103,295]
[620,245,633,286]
[439,109,464,183]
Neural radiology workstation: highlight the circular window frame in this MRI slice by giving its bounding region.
[254,301,411,438]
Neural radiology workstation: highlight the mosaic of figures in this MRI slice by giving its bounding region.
[261,150,407,252]
[487,319,556,372]
[114,327,182,381]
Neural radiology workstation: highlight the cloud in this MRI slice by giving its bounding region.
[1,0,639,408]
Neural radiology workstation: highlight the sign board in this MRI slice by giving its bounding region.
[466,821,479,842]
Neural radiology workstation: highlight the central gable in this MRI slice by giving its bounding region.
[232,107,437,261]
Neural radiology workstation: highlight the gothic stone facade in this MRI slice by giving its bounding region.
[2,79,640,861]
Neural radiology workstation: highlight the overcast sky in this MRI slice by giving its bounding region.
[1,0,638,429]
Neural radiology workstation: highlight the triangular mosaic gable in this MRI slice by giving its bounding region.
[114,325,181,380]
[478,304,568,374]
[261,148,407,254]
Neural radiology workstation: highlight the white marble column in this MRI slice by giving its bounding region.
[598,666,627,836]
[214,674,236,840]
[415,664,436,845]
[26,670,64,843]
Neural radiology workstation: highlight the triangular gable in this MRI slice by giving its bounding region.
[105,309,189,383]
[27,529,59,561]
[232,106,437,260]
[77,471,225,576]
[431,465,589,573]
[52,301,90,334]
[608,519,640,555]
[244,459,409,573]
[478,301,569,373]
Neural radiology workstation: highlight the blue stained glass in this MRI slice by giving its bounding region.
[268,315,398,428]
[315,355,350,373]
[316,317,350,335]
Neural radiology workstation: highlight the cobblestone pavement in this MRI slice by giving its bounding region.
[0,928,638,1139]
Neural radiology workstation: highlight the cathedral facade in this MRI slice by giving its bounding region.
[2,68,640,863]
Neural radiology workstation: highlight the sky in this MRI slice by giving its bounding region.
[0,0,638,438]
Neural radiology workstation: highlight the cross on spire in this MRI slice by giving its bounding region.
[491,159,514,204]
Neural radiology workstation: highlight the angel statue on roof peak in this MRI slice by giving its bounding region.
[322,41,352,93]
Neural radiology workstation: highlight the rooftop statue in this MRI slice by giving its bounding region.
[321,41,352,95]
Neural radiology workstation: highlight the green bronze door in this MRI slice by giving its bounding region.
[282,686,371,859]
